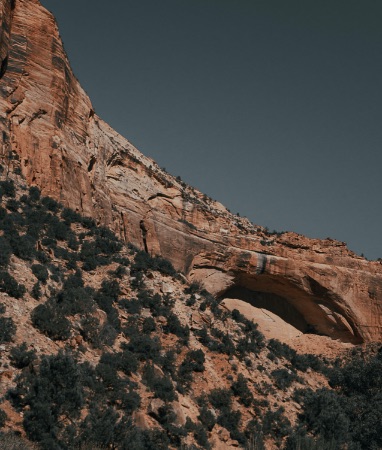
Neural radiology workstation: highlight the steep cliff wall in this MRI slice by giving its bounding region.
[1,0,382,343]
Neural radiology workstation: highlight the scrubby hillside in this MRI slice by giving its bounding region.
[0,171,381,450]
[2,0,382,346]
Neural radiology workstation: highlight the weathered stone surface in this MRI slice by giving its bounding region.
[1,0,382,343]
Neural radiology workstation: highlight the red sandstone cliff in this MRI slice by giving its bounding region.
[1,0,382,343]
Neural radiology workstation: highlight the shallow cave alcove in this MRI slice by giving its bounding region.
[219,273,362,344]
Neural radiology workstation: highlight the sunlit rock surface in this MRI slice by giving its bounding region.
[1,0,382,343]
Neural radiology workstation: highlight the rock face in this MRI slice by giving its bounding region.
[1,0,382,343]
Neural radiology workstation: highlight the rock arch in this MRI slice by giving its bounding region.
[219,272,362,344]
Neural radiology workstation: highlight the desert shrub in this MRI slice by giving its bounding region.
[20,351,84,447]
[56,281,96,316]
[109,265,127,279]
[209,388,232,410]
[208,388,243,443]
[61,207,81,224]
[121,389,141,415]
[231,374,253,407]
[262,407,291,440]
[31,282,41,300]
[135,289,173,317]
[177,349,205,389]
[9,234,36,261]
[142,317,156,334]
[184,282,201,295]
[132,250,176,276]
[41,236,57,249]
[124,334,162,361]
[0,270,26,298]
[28,186,41,202]
[159,350,177,378]
[0,409,7,428]
[297,388,350,444]
[267,339,296,360]
[0,432,37,449]
[0,179,15,197]
[41,196,61,212]
[9,342,36,369]
[198,406,216,431]
[210,327,236,355]
[185,295,196,307]
[143,364,176,402]
[31,264,49,284]
[99,279,121,300]
[155,404,187,446]
[99,350,138,376]
[119,298,142,314]
[164,313,190,343]
[0,316,16,343]
[271,368,300,390]
[284,432,338,450]
[35,250,49,264]
[218,407,243,443]
[96,323,118,348]
[244,420,265,450]
[231,308,247,323]
[0,236,12,267]
[292,353,324,373]
[235,318,265,357]
[31,303,71,340]
[80,315,101,346]
[78,405,123,448]
[6,198,20,212]
[94,235,122,256]
[80,241,109,270]
[193,423,211,449]
[47,216,69,241]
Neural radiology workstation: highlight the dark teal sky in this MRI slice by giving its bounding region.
[41,0,382,259]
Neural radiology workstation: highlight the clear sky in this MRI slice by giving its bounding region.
[40,0,382,259]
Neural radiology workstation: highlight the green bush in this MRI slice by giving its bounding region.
[0,237,12,267]
[198,406,216,431]
[164,313,190,343]
[10,342,36,368]
[0,409,7,428]
[31,264,49,284]
[0,180,15,197]
[0,270,26,298]
[0,316,16,343]
[132,250,176,276]
[124,334,162,361]
[262,407,291,440]
[28,186,41,202]
[178,349,205,389]
[31,282,42,300]
[231,374,253,407]
[271,368,300,390]
[31,303,71,340]
[143,364,176,402]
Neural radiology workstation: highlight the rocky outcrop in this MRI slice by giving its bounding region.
[1,0,382,343]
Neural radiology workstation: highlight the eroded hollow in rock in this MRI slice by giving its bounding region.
[220,273,362,344]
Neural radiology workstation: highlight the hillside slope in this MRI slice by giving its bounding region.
[0,172,381,449]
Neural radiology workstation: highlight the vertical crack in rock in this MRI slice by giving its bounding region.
[256,253,267,275]
[0,55,8,79]
[140,220,149,253]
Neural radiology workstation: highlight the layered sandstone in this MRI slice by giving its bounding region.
[1,0,382,343]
